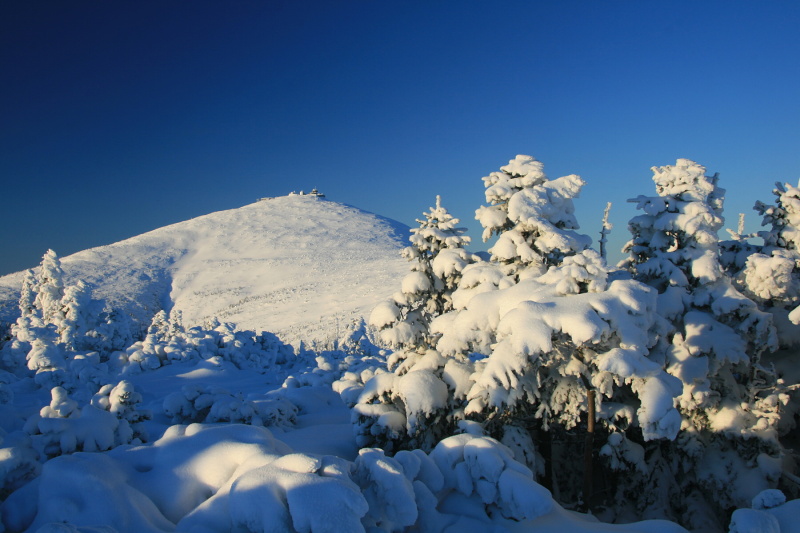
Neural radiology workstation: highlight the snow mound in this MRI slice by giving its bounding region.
[0,196,409,344]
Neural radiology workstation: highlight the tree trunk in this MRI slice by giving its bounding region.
[583,389,596,512]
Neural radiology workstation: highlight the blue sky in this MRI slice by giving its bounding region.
[2,1,799,275]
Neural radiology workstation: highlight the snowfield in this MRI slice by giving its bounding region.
[0,350,698,533]
[0,195,410,345]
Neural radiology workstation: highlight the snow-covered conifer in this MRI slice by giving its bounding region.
[167,308,185,340]
[431,249,680,442]
[147,310,170,340]
[58,280,94,350]
[732,181,800,343]
[89,308,135,353]
[357,159,674,475]
[624,159,777,415]
[26,338,68,389]
[33,249,65,326]
[599,202,612,260]
[1,270,40,371]
[756,180,800,251]
[18,269,38,322]
[475,155,591,279]
[370,196,474,351]
[622,159,782,524]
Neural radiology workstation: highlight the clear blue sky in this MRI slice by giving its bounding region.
[2,1,799,275]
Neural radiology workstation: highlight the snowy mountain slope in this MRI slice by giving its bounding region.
[0,195,410,343]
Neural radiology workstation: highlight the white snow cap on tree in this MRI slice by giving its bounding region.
[475,155,591,276]
[432,252,682,441]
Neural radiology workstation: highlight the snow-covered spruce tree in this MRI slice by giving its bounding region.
[0,250,125,389]
[58,280,95,351]
[475,154,591,279]
[0,251,70,382]
[1,270,40,372]
[369,195,474,351]
[446,158,679,457]
[623,159,783,527]
[733,180,800,346]
[361,197,475,451]
[719,213,761,276]
[429,248,683,506]
[34,249,66,327]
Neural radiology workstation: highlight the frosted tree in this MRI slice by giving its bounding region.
[2,270,40,371]
[475,155,591,279]
[624,159,777,412]
[1,251,117,386]
[356,158,680,497]
[33,249,66,326]
[370,196,474,351]
[57,280,95,350]
[167,308,186,340]
[719,212,761,280]
[437,249,679,438]
[147,310,170,340]
[622,159,783,525]
[18,269,39,325]
[89,308,135,353]
[731,181,800,343]
[26,338,68,389]
[756,180,800,251]
[599,202,612,260]
[1,252,68,375]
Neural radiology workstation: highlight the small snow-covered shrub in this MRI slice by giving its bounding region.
[24,383,149,458]
[163,385,297,429]
[352,349,473,452]
[91,380,151,443]
[26,339,69,390]
[121,316,296,375]
[0,438,40,498]
[429,433,554,522]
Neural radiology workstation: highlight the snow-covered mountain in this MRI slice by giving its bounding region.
[0,195,410,344]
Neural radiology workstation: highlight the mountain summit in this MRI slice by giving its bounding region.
[0,196,409,344]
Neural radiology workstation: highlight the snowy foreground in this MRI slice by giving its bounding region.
[1,346,699,533]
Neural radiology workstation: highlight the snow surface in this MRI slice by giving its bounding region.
[0,196,410,346]
[0,351,696,533]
